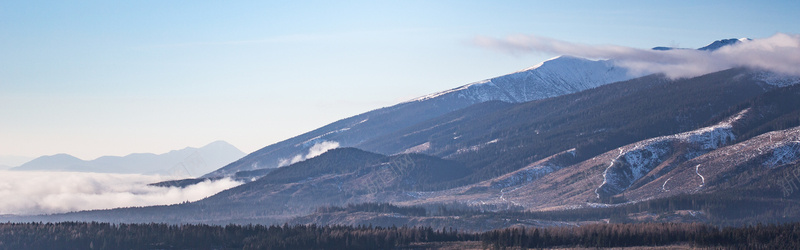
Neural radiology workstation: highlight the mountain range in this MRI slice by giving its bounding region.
[0,155,33,169]
[11,141,245,177]
[6,38,800,230]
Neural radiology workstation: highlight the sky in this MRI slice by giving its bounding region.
[2,0,800,162]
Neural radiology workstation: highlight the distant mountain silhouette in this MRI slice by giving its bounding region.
[12,141,244,177]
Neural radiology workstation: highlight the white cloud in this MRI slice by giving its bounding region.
[278,140,340,167]
[0,170,242,215]
[305,140,340,159]
[475,33,800,79]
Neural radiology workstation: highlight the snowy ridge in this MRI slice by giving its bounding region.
[406,148,578,209]
[454,139,499,155]
[409,56,636,104]
[596,109,747,197]
[488,148,576,191]
[597,141,672,197]
[698,38,748,51]
[299,118,369,147]
[753,71,800,87]
[712,126,800,170]
[491,165,557,189]
[763,139,800,168]
[623,125,800,202]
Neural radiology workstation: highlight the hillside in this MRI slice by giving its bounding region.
[11,67,800,229]
[205,56,637,178]
[357,68,779,188]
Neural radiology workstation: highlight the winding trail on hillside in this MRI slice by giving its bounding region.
[662,177,672,192]
[596,148,625,199]
[695,164,705,188]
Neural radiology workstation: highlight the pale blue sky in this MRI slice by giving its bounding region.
[2,0,799,160]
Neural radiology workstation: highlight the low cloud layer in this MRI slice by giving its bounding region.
[475,33,800,79]
[305,141,340,159]
[278,140,340,167]
[0,171,242,215]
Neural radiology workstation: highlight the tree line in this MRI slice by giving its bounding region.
[3,221,800,249]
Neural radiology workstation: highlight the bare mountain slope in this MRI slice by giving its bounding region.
[626,125,800,202]
[205,56,636,178]
[357,68,779,188]
[7,68,800,228]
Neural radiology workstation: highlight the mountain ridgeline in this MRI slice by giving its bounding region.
[204,56,637,178]
[14,66,800,228]
[7,38,800,230]
[205,38,756,180]
[12,141,245,177]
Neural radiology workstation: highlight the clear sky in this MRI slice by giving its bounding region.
[2,0,799,161]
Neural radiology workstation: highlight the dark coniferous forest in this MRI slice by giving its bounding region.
[2,221,800,249]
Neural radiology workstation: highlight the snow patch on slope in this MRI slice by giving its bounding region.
[299,119,369,147]
[488,148,576,196]
[763,141,800,168]
[753,72,800,87]
[596,109,747,197]
[409,56,636,104]
[491,165,557,189]
[455,139,499,155]
[402,142,431,154]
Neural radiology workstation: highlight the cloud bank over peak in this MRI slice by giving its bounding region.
[475,33,800,79]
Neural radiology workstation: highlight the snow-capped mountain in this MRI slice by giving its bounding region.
[698,38,751,51]
[411,55,634,103]
[652,38,751,51]
[209,37,781,179]
[206,56,638,178]
[7,33,800,233]
[12,38,800,228]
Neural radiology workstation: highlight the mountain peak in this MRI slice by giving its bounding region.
[408,55,632,103]
[652,38,752,52]
[12,142,245,176]
[44,153,84,161]
[698,38,748,51]
[10,153,85,172]
[202,140,239,150]
[168,140,241,154]
[519,55,589,72]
